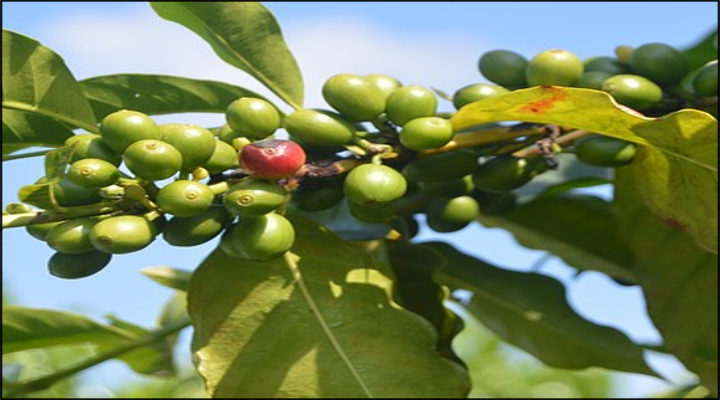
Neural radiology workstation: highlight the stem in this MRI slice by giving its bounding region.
[2,203,118,229]
[4,319,191,398]
[208,181,230,195]
[513,130,591,158]
[2,150,53,161]
[418,124,547,158]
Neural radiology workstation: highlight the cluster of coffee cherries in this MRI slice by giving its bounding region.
[11,42,716,279]
[464,42,716,168]
[474,42,717,112]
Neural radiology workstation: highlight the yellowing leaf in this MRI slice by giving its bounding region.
[452,86,718,253]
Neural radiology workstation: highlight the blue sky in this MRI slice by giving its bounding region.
[2,2,717,397]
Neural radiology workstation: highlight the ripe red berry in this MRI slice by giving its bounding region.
[240,139,306,179]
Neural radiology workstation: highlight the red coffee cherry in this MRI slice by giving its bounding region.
[240,139,306,180]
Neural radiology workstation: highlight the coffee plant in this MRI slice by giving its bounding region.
[2,2,717,398]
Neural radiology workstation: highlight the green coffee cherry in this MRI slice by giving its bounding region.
[418,175,474,198]
[217,124,239,144]
[344,164,407,207]
[614,45,634,64]
[452,83,510,109]
[472,190,517,215]
[223,178,287,217]
[26,221,63,241]
[100,110,161,153]
[385,86,438,126]
[402,148,479,182]
[629,43,688,86]
[348,200,395,223]
[284,109,355,147]
[159,123,216,171]
[89,215,156,254]
[224,213,295,261]
[204,140,240,174]
[365,74,402,102]
[425,195,480,233]
[577,71,613,90]
[46,217,98,255]
[291,185,344,212]
[472,155,536,192]
[478,50,529,88]
[48,251,112,279]
[163,206,233,247]
[693,60,718,96]
[322,74,386,121]
[584,56,628,75]
[156,180,215,217]
[52,178,102,207]
[526,49,584,86]
[399,117,454,151]
[574,135,636,167]
[225,97,281,140]
[67,158,120,188]
[601,74,663,110]
[65,134,122,166]
[123,139,183,181]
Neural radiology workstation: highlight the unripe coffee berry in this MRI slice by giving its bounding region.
[156,180,215,217]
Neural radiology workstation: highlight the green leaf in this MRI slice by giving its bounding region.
[452,86,718,254]
[104,315,176,376]
[385,240,465,365]
[614,170,717,396]
[2,109,73,155]
[477,194,635,281]
[188,216,470,398]
[17,182,53,210]
[2,30,98,134]
[140,266,192,291]
[43,146,73,181]
[2,306,174,376]
[683,28,718,71]
[427,242,656,376]
[79,74,274,120]
[150,2,304,109]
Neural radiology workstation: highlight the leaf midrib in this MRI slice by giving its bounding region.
[283,252,374,398]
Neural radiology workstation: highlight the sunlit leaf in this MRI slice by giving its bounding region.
[452,86,718,253]
[150,2,304,108]
[188,217,469,398]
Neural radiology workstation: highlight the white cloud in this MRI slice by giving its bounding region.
[44,7,489,117]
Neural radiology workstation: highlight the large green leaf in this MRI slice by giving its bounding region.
[188,217,470,398]
[477,193,635,281]
[150,2,304,109]
[2,306,174,376]
[79,74,274,120]
[427,242,656,376]
[614,170,718,395]
[385,240,465,364]
[2,30,98,140]
[2,109,73,155]
[452,86,718,253]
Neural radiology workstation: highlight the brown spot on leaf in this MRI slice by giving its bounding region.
[520,87,568,114]
[662,217,688,232]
